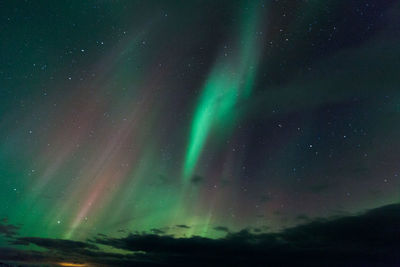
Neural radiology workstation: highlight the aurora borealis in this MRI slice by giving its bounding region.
[1,0,400,266]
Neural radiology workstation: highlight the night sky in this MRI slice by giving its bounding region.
[0,1,400,266]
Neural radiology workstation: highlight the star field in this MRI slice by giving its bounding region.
[0,0,399,266]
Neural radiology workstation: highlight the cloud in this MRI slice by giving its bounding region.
[0,219,20,238]
[91,204,400,265]
[190,175,204,185]
[176,224,191,229]
[213,226,230,233]
[150,228,166,235]
[295,214,310,222]
[12,237,98,251]
[0,203,399,266]
[0,247,61,265]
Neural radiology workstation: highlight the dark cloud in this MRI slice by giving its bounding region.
[176,224,191,229]
[0,203,399,266]
[0,219,19,238]
[282,203,400,248]
[12,237,98,251]
[91,203,400,265]
[213,226,230,233]
[190,175,204,185]
[0,247,61,266]
[0,246,150,267]
[295,214,310,222]
[151,228,166,235]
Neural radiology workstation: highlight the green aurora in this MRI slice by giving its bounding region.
[0,1,399,265]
